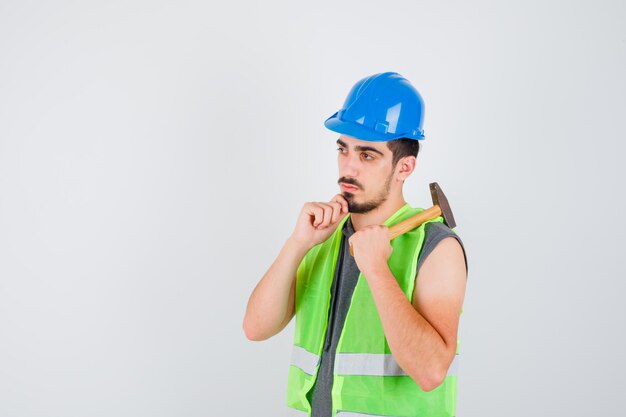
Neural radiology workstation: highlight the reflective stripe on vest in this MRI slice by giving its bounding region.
[334,352,460,377]
[290,345,460,378]
[290,345,320,376]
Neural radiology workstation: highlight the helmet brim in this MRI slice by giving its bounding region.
[324,113,424,142]
[324,115,391,142]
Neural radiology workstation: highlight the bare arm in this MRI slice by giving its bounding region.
[242,237,309,341]
[243,194,349,341]
[351,233,467,391]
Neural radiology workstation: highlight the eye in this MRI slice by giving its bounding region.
[362,153,374,160]
[337,147,345,153]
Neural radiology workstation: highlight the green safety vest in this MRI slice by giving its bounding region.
[286,203,461,417]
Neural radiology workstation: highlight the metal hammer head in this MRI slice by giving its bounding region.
[429,182,456,229]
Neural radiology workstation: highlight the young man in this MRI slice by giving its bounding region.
[243,72,468,417]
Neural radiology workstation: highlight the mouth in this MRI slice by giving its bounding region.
[340,183,359,192]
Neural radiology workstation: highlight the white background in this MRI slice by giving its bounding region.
[1,1,625,416]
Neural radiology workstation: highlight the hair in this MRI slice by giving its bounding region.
[386,138,420,169]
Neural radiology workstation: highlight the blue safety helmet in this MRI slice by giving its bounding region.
[324,72,425,142]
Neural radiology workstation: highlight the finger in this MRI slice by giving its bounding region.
[328,201,343,224]
[314,204,328,228]
[332,194,349,213]
[316,203,334,228]
[305,203,325,227]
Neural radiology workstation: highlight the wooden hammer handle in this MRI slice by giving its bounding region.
[349,205,442,257]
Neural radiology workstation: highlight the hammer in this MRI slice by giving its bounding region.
[349,182,456,257]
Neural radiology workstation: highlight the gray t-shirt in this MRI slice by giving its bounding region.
[306,217,468,417]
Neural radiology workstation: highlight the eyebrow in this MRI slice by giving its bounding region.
[336,139,385,157]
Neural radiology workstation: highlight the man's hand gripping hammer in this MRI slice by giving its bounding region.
[349,182,457,257]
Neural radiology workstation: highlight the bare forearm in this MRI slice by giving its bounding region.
[364,266,447,390]
[243,237,310,341]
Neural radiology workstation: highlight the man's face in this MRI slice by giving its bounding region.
[336,134,395,214]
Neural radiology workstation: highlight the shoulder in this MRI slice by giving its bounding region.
[424,222,464,247]
[418,222,468,275]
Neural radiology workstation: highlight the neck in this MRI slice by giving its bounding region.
[349,193,407,231]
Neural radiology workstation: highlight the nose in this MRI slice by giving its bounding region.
[339,151,359,177]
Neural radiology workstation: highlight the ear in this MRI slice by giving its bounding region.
[396,156,416,181]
